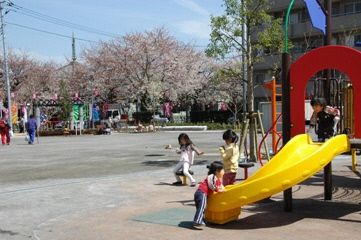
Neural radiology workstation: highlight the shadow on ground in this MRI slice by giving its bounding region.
[175,172,360,230]
[166,199,195,207]
[206,171,360,230]
[142,159,209,168]
[144,154,166,157]
[300,171,361,189]
[208,199,361,230]
[178,221,200,230]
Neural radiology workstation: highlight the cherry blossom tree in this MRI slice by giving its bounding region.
[207,61,244,120]
[0,28,218,121]
[0,51,58,104]
[82,28,212,114]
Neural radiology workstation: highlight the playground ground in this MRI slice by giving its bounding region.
[0,131,360,240]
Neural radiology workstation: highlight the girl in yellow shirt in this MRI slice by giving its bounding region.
[219,130,239,186]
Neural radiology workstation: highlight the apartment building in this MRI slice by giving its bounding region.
[254,0,361,103]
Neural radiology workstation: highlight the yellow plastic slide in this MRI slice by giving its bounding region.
[205,134,350,224]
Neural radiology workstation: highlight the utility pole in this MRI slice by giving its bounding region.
[323,0,333,201]
[241,0,247,119]
[324,0,332,104]
[72,32,77,62]
[90,75,94,129]
[70,33,77,131]
[0,1,12,130]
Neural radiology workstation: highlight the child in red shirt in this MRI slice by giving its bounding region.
[193,161,225,228]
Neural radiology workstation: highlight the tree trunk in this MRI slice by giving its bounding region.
[137,96,141,112]
[234,103,238,123]
[247,36,257,162]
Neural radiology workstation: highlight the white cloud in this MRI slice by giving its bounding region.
[173,0,210,16]
[176,20,210,39]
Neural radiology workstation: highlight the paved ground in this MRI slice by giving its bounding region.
[0,131,360,240]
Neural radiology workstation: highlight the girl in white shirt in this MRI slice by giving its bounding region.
[173,133,204,186]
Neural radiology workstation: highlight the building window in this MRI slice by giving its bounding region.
[293,42,304,54]
[255,74,265,85]
[344,3,354,14]
[356,2,361,13]
[311,39,323,49]
[331,37,337,45]
[344,1,361,14]
[332,2,341,16]
[354,34,361,47]
[289,12,298,24]
[345,35,355,47]
[300,8,310,22]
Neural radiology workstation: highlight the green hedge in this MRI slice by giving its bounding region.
[39,129,99,136]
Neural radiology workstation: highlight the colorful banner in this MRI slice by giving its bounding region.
[303,0,326,35]
[11,104,18,124]
[72,105,89,121]
[72,105,79,121]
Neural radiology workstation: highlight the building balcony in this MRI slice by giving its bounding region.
[254,54,281,71]
[288,12,361,39]
[269,0,304,12]
[254,52,305,72]
[270,0,340,12]
[332,13,361,32]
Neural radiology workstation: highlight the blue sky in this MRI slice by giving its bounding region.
[4,0,224,63]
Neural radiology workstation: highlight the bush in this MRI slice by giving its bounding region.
[190,111,235,123]
[38,130,64,136]
[39,129,99,136]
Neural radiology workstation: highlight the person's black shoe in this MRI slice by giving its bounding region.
[172,181,183,185]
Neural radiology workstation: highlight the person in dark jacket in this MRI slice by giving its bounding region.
[309,97,339,141]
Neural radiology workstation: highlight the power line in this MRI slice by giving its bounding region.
[9,9,117,38]
[6,0,117,37]
[6,21,98,43]
[5,0,119,38]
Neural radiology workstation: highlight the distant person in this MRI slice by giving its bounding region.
[4,118,11,145]
[26,115,37,144]
[0,116,10,145]
[19,116,25,133]
[193,161,225,229]
[219,129,239,186]
[2,106,9,121]
[103,119,112,135]
[309,97,340,142]
[172,133,204,187]
[135,121,144,133]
